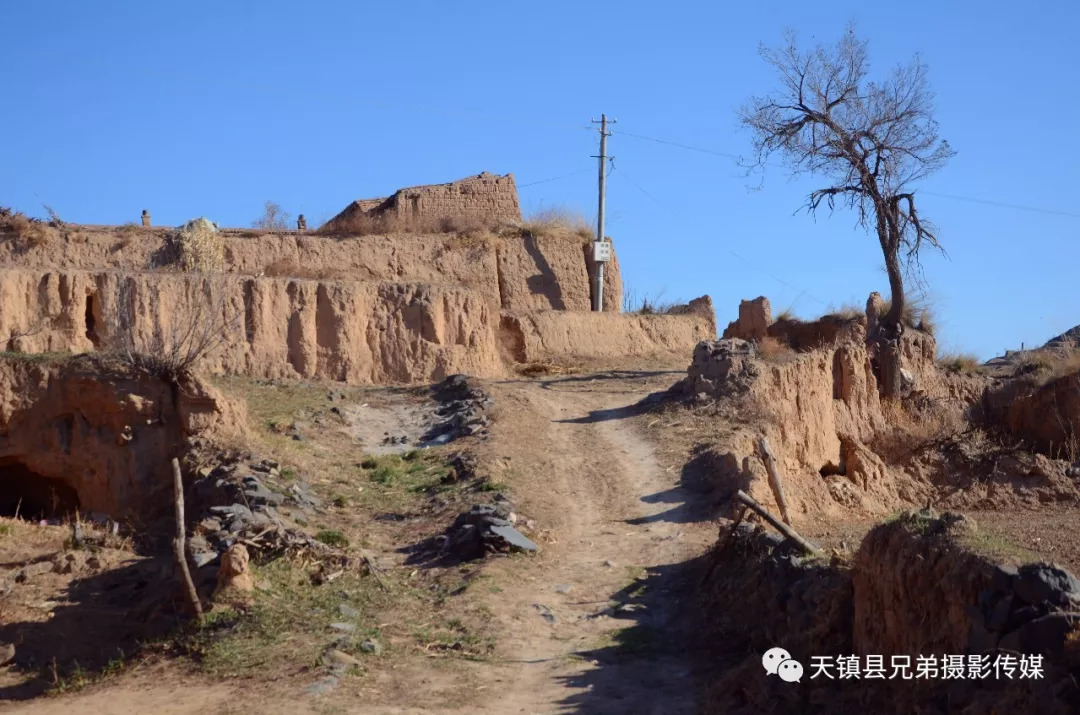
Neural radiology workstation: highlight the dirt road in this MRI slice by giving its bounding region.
[4,371,715,715]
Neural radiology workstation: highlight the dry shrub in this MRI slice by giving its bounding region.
[822,304,864,321]
[939,351,982,374]
[877,296,936,334]
[874,397,967,460]
[252,200,292,231]
[0,208,52,249]
[520,206,594,240]
[160,218,225,273]
[262,259,354,282]
[1016,344,1080,384]
[623,286,680,315]
[756,336,797,363]
[107,272,238,380]
[516,361,581,378]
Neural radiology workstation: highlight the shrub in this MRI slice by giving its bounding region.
[939,352,982,374]
[520,207,594,240]
[0,209,52,249]
[756,336,796,362]
[877,296,936,334]
[315,529,349,548]
[106,272,238,381]
[252,201,292,231]
[156,218,225,273]
[622,286,680,315]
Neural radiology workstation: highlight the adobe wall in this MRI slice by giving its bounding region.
[324,172,522,232]
[500,296,716,364]
[0,225,620,315]
[0,356,243,518]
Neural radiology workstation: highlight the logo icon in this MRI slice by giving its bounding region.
[762,646,803,683]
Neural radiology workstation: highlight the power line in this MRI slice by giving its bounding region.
[617,128,1080,220]
[518,168,592,188]
[919,191,1080,220]
[611,166,827,306]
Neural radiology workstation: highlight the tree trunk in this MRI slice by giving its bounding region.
[876,218,905,400]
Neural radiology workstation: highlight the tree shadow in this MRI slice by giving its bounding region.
[625,445,726,527]
[553,555,712,714]
[0,554,187,699]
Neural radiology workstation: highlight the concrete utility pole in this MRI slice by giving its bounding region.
[591,114,615,312]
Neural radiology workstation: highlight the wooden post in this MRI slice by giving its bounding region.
[756,436,792,526]
[734,490,821,556]
[172,458,203,621]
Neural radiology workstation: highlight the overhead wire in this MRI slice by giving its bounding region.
[616,129,1080,220]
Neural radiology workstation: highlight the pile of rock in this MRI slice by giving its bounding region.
[422,375,493,444]
[436,500,538,561]
[187,455,336,567]
[969,561,1080,657]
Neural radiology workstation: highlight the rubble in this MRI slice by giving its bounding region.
[433,500,538,561]
[422,375,494,444]
[679,339,760,397]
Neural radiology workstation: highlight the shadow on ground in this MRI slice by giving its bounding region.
[554,554,713,715]
[0,555,185,700]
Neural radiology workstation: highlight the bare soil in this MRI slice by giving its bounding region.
[1,369,714,714]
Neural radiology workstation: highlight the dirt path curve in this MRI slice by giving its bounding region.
[6,372,713,715]
[451,373,714,714]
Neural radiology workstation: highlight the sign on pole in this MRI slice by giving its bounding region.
[593,240,611,263]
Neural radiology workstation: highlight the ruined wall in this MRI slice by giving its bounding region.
[500,296,716,364]
[0,226,620,315]
[324,172,522,232]
[0,268,505,384]
[0,356,242,517]
[698,513,1080,714]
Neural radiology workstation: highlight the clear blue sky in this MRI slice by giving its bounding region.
[3,1,1077,360]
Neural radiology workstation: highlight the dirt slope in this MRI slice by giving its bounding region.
[3,371,712,714]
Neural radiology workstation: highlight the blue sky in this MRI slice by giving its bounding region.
[2,1,1077,359]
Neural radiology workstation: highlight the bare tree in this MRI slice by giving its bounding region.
[109,272,238,382]
[740,27,954,396]
[252,200,292,231]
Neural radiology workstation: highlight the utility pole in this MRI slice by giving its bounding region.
[591,114,615,312]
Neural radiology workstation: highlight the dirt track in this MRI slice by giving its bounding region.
[3,371,714,714]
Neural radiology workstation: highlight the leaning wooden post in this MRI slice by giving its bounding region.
[734,490,821,556]
[172,457,203,621]
[756,436,792,526]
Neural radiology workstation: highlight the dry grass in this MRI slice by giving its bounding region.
[519,206,594,241]
[516,361,582,378]
[756,336,797,363]
[622,286,681,315]
[1014,344,1080,383]
[939,351,983,374]
[262,259,355,282]
[155,218,225,273]
[822,304,864,321]
[877,296,936,334]
[874,398,967,460]
[0,208,53,249]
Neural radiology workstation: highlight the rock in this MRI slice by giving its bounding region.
[214,544,254,606]
[534,604,556,624]
[488,523,539,553]
[322,649,361,668]
[330,622,356,633]
[305,675,340,696]
[244,484,285,507]
[359,638,382,655]
[990,564,1018,593]
[199,517,223,533]
[999,612,1080,660]
[555,584,573,594]
[339,603,361,619]
[1015,563,1080,607]
[0,643,14,667]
